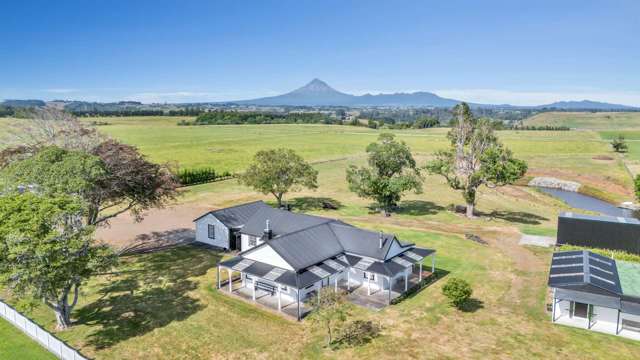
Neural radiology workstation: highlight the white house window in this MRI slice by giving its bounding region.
[249,236,257,247]
[363,272,375,280]
[208,224,215,239]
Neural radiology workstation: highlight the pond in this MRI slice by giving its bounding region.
[536,187,636,218]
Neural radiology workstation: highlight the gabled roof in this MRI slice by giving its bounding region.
[194,200,269,228]
[329,223,396,260]
[241,206,333,237]
[267,223,344,271]
[548,250,622,295]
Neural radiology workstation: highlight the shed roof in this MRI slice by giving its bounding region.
[194,201,269,228]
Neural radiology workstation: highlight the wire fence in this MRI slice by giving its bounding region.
[0,300,88,360]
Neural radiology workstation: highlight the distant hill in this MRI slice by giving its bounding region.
[234,78,461,107]
[233,79,637,109]
[1,99,46,108]
[535,100,636,110]
[3,81,638,110]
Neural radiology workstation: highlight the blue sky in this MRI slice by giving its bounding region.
[2,0,639,105]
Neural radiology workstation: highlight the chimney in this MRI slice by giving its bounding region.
[264,219,273,240]
[379,231,384,249]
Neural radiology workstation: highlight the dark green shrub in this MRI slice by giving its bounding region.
[442,277,472,309]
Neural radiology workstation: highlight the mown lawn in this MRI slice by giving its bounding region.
[5,224,640,359]
[0,318,56,360]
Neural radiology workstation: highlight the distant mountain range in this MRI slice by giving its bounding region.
[2,80,637,110]
[232,79,637,110]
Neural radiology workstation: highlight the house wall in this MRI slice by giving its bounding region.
[348,266,411,291]
[553,299,640,332]
[195,214,230,249]
[241,234,264,252]
[243,244,294,270]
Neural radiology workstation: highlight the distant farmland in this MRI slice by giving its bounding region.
[524,111,640,130]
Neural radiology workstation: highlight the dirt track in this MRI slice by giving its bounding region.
[95,204,211,249]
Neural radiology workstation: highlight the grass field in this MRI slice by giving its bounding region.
[5,226,640,359]
[525,111,640,130]
[0,318,56,360]
[1,114,640,358]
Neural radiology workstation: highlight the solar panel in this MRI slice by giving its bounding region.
[232,259,255,271]
[354,258,374,270]
[263,267,286,281]
[323,259,345,271]
[308,266,331,278]
[403,251,422,261]
[392,257,412,267]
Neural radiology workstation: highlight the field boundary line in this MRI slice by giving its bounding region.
[0,299,89,360]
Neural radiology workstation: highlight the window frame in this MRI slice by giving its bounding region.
[207,224,216,239]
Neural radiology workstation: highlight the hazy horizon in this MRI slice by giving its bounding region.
[2,0,639,106]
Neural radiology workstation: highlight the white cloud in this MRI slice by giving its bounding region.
[432,88,640,107]
[43,88,79,94]
[124,90,280,103]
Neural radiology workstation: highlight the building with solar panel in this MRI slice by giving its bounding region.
[548,250,640,340]
[195,201,436,320]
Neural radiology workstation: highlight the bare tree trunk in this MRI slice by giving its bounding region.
[465,203,475,218]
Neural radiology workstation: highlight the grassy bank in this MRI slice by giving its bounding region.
[0,318,56,360]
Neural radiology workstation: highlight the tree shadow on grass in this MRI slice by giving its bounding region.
[396,200,445,216]
[118,228,196,256]
[459,298,484,313]
[76,245,222,350]
[288,196,344,211]
[476,210,548,225]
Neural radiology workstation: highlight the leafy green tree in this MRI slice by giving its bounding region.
[413,116,439,129]
[239,148,318,207]
[310,288,349,347]
[611,135,628,153]
[367,119,378,129]
[346,133,422,216]
[634,175,640,201]
[426,103,527,218]
[0,193,116,329]
[1,144,177,226]
[442,277,473,309]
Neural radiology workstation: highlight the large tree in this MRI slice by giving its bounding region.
[426,103,527,218]
[1,144,177,227]
[0,193,116,329]
[239,148,318,207]
[346,133,422,216]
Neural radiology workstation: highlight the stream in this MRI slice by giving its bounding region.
[536,187,636,218]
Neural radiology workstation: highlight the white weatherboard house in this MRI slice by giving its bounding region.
[549,250,640,340]
[194,201,436,320]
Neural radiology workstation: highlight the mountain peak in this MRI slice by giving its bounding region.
[294,78,336,93]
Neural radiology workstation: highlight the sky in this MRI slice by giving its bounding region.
[1,0,639,106]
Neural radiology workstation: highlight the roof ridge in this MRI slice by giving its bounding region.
[211,200,265,213]
[269,220,337,242]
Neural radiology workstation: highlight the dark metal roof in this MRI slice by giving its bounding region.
[268,223,345,271]
[194,201,269,228]
[329,223,395,260]
[365,260,407,277]
[548,250,622,295]
[241,206,333,237]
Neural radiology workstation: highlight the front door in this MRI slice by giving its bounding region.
[573,302,589,318]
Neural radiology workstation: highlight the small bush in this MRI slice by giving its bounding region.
[335,320,382,348]
[442,277,472,309]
